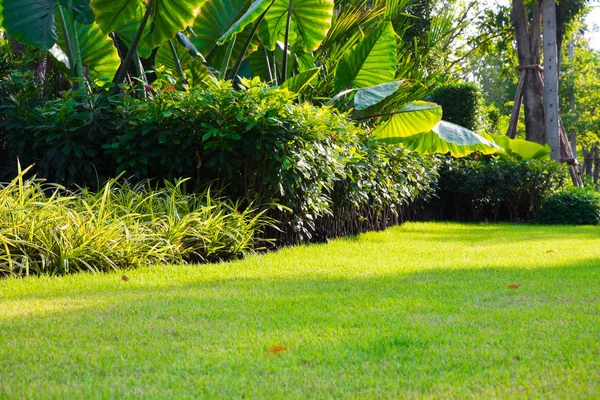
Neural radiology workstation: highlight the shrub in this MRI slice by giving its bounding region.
[430,82,485,131]
[537,187,600,225]
[0,166,273,277]
[1,77,440,244]
[433,156,570,221]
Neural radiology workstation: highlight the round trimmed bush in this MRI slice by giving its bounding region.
[537,187,600,225]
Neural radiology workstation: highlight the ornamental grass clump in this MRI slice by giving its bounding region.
[0,166,273,277]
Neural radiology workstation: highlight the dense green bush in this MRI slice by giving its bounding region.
[433,156,570,221]
[0,77,439,244]
[0,166,273,276]
[537,187,600,225]
[430,82,485,131]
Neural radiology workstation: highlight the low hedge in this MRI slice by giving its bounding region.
[431,156,570,222]
[537,187,600,225]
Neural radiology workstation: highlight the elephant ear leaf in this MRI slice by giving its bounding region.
[488,133,551,160]
[258,0,334,53]
[143,0,206,49]
[398,121,503,157]
[55,16,120,82]
[354,81,404,111]
[372,101,442,143]
[218,0,274,44]
[280,67,320,93]
[0,0,93,49]
[91,0,143,35]
[334,22,396,92]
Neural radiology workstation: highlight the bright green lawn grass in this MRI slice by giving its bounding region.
[1,222,600,399]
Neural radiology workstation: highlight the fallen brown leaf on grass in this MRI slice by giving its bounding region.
[122,275,130,281]
[268,345,287,355]
[546,250,554,253]
[508,284,520,289]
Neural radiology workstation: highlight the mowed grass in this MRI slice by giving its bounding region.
[1,223,599,399]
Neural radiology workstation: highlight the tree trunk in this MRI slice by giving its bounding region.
[511,0,546,144]
[542,0,561,160]
[583,148,593,176]
[567,38,577,158]
[594,145,599,185]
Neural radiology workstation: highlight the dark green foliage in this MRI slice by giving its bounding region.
[433,156,570,222]
[0,77,439,243]
[430,82,485,131]
[537,187,600,225]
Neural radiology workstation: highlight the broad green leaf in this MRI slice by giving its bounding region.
[55,17,121,82]
[488,134,551,160]
[91,0,142,35]
[112,5,153,58]
[190,0,260,65]
[280,67,319,93]
[92,0,205,50]
[258,0,334,53]
[334,22,396,92]
[218,0,273,44]
[398,121,503,157]
[143,0,205,49]
[372,101,442,142]
[354,80,403,111]
[0,0,93,49]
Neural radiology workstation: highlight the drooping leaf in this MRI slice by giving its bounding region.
[488,134,551,160]
[218,0,273,44]
[143,0,205,49]
[258,0,334,53]
[0,0,93,49]
[92,0,205,50]
[398,121,503,157]
[334,22,396,92]
[54,15,120,82]
[372,101,442,142]
[91,0,142,36]
[280,67,319,93]
[189,0,260,65]
[354,80,403,111]
[49,43,70,68]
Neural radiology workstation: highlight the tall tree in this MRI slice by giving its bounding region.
[542,0,561,160]
[511,0,546,144]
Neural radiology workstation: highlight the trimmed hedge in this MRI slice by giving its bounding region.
[430,82,485,131]
[431,156,570,222]
[537,187,600,225]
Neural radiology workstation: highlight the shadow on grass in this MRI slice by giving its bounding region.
[1,257,599,397]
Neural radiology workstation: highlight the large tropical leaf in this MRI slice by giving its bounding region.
[334,22,396,92]
[92,0,204,49]
[354,80,404,111]
[258,0,334,53]
[1,0,93,49]
[55,17,120,82]
[280,67,319,93]
[111,4,153,58]
[189,0,260,66]
[488,134,551,160]
[218,0,273,43]
[371,101,442,143]
[398,121,503,157]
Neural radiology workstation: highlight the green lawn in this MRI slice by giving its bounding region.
[1,222,599,399]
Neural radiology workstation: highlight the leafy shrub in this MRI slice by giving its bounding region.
[537,187,600,225]
[0,78,439,244]
[0,166,273,277]
[430,82,485,131]
[433,156,570,221]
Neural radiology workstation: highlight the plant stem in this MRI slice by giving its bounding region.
[228,1,274,81]
[280,0,293,84]
[169,40,187,89]
[219,36,237,80]
[133,50,146,98]
[58,4,84,90]
[112,0,153,90]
